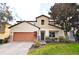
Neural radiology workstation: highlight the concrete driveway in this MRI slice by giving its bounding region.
[0,42,33,55]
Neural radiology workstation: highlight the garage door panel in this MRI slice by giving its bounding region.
[13,32,36,41]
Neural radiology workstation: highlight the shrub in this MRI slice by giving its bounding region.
[76,30,79,37]
[64,39,73,43]
[4,39,8,43]
[52,37,57,40]
[54,37,58,40]
[34,40,41,48]
[45,37,51,43]
[45,37,58,43]
[45,36,50,40]
[59,36,72,43]
[0,39,3,44]
[46,37,55,40]
[4,36,10,43]
[59,36,66,42]
[54,37,58,42]
[63,39,70,43]
[50,37,54,40]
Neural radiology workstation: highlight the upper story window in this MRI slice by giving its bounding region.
[41,20,44,25]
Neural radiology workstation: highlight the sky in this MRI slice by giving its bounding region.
[0,0,78,24]
[0,0,55,22]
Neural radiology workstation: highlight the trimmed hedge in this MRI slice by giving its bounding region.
[0,39,3,44]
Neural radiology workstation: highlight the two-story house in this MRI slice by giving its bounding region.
[9,15,65,42]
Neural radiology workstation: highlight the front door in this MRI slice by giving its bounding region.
[41,31,45,40]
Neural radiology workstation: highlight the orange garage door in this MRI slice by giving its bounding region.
[13,32,37,42]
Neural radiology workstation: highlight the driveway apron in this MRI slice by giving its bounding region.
[0,42,33,55]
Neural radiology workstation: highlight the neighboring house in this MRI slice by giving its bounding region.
[9,15,65,42]
[0,22,10,41]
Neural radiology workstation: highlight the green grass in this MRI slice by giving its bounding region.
[28,43,79,55]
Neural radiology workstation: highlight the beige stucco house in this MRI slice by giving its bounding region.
[9,15,65,42]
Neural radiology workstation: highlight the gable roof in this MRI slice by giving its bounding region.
[9,15,62,30]
[9,21,40,29]
[17,15,51,22]
[48,24,63,30]
[17,21,36,22]
[36,15,50,19]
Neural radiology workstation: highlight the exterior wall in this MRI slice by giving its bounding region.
[11,22,39,32]
[57,30,65,37]
[35,16,49,28]
[35,16,65,40]
[10,15,65,41]
[39,29,65,39]
[10,22,39,41]
[0,24,10,39]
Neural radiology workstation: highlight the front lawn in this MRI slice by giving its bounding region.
[28,43,79,55]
